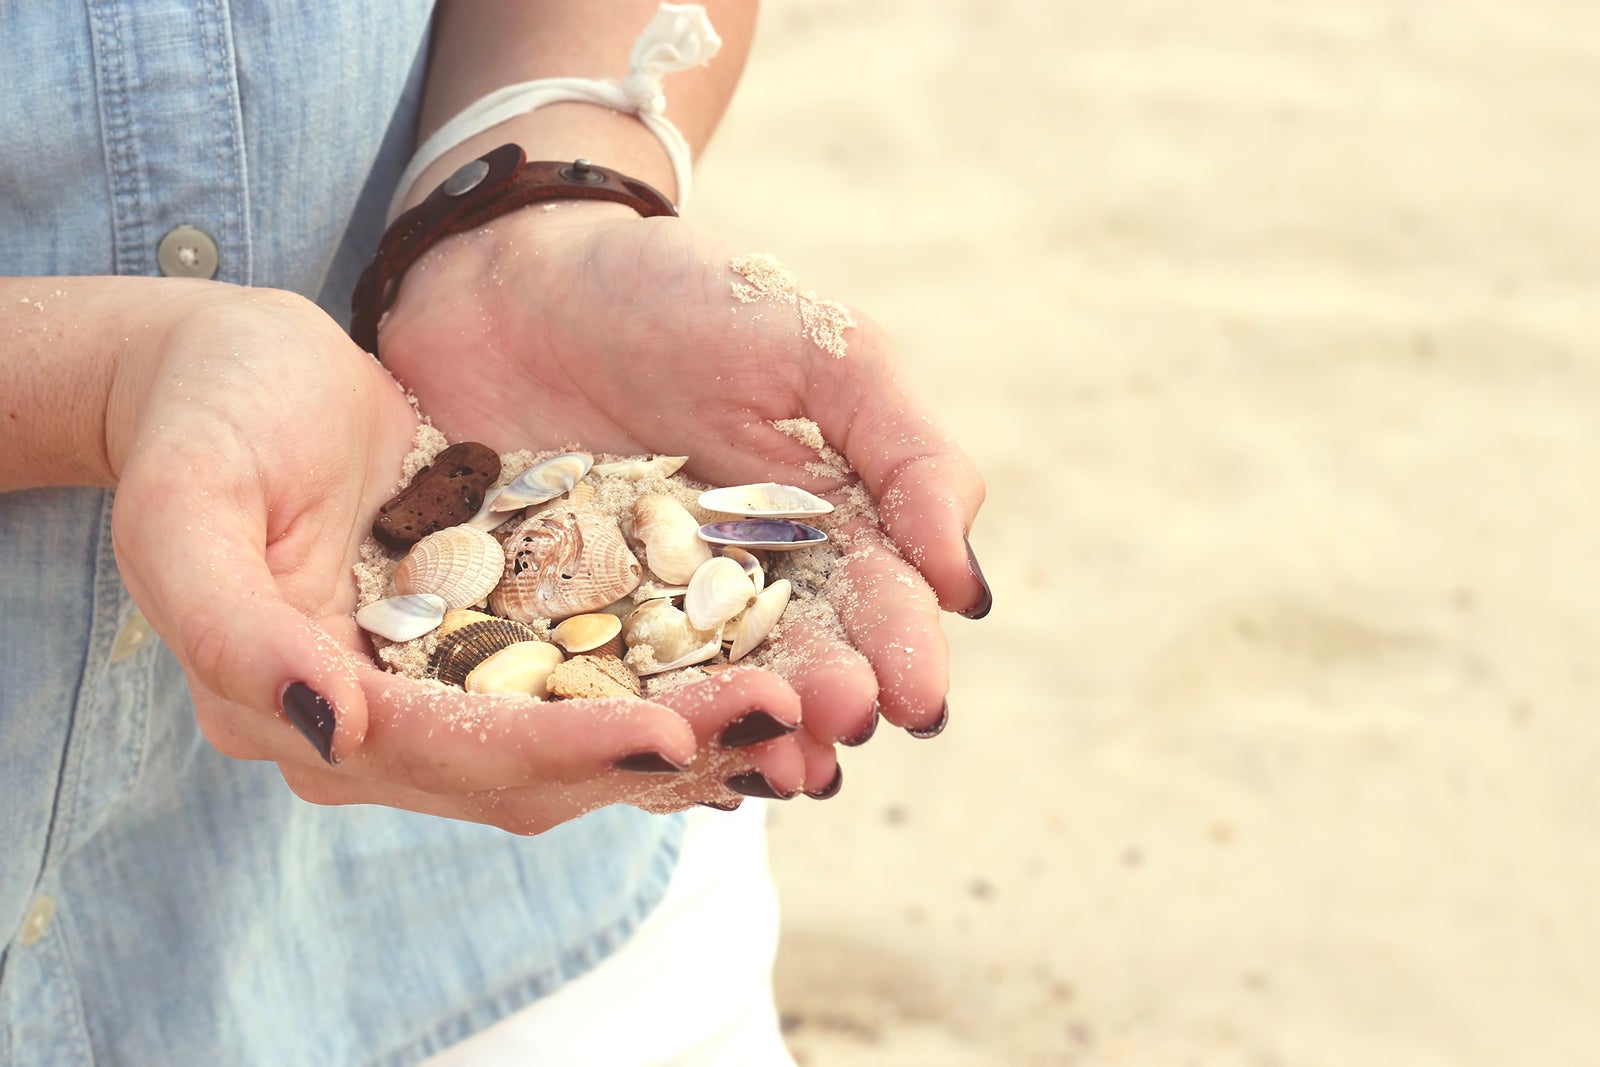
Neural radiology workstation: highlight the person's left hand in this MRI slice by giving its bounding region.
[375,202,991,801]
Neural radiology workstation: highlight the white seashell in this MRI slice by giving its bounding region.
[698,482,834,519]
[491,452,593,512]
[633,494,714,585]
[465,640,565,697]
[465,486,516,531]
[550,612,623,657]
[391,525,504,609]
[490,509,643,622]
[591,455,688,481]
[683,556,757,632]
[726,578,791,663]
[621,598,721,676]
[355,593,447,642]
[719,546,765,595]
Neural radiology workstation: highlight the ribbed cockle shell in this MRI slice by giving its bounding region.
[427,617,541,688]
[490,510,642,622]
[391,525,503,610]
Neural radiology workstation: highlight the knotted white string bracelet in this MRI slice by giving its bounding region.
[387,2,721,221]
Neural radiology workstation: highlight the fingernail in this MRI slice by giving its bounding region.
[958,538,992,620]
[282,682,337,764]
[696,798,744,811]
[725,770,798,800]
[612,751,689,774]
[805,765,845,800]
[840,702,880,747]
[906,700,949,740]
[718,710,798,748]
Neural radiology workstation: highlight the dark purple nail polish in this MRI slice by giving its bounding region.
[906,700,949,739]
[612,751,689,774]
[840,702,880,747]
[725,770,797,800]
[696,798,744,811]
[718,710,798,748]
[282,682,337,764]
[805,765,844,800]
[958,538,992,620]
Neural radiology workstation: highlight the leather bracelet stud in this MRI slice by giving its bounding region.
[350,143,677,359]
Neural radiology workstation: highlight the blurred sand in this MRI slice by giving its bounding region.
[692,1,1600,1064]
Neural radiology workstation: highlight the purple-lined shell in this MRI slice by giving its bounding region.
[696,520,828,551]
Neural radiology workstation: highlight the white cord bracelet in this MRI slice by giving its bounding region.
[388,3,721,221]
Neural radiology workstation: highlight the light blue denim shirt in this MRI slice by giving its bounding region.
[0,4,684,1064]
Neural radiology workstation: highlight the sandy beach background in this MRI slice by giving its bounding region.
[693,2,1600,1064]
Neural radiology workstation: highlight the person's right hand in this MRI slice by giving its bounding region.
[107,286,810,832]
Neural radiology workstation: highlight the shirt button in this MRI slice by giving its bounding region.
[157,224,219,279]
[18,895,56,946]
[110,608,155,664]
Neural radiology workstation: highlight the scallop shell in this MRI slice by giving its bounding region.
[633,494,713,585]
[565,482,597,507]
[698,483,834,519]
[355,593,447,642]
[391,525,504,609]
[490,510,643,622]
[684,556,758,632]
[719,546,766,595]
[591,455,688,481]
[726,578,792,663]
[427,617,542,688]
[550,613,623,658]
[491,452,593,513]
[697,519,828,551]
[465,640,565,697]
[621,598,722,676]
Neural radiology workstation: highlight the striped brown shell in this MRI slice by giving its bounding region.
[426,617,541,688]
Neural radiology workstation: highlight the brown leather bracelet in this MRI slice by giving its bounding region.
[350,144,678,358]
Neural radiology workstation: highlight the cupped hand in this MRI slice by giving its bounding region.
[376,202,990,785]
[107,287,797,832]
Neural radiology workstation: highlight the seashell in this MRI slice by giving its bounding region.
[726,578,791,663]
[565,482,597,507]
[635,579,690,602]
[683,556,758,632]
[464,485,516,531]
[436,608,495,638]
[622,598,722,676]
[547,654,641,699]
[699,482,834,519]
[427,617,542,687]
[465,640,565,697]
[633,494,713,585]
[391,525,503,610]
[698,519,828,551]
[550,613,623,658]
[355,593,447,642]
[591,455,688,481]
[491,510,643,622]
[719,546,766,595]
[491,452,593,513]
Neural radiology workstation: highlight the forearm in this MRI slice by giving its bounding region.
[403,1,757,210]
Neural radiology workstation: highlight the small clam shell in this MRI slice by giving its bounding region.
[464,486,516,531]
[550,613,624,658]
[698,483,834,519]
[633,494,713,585]
[465,640,565,697]
[491,510,643,622]
[591,455,688,481]
[684,556,758,632]
[355,593,446,642]
[391,525,504,610]
[719,546,766,595]
[621,598,721,676]
[727,578,792,663]
[697,519,828,551]
[428,617,542,688]
[491,452,594,513]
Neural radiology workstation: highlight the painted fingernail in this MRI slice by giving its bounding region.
[906,700,949,739]
[726,771,798,800]
[696,798,744,811]
[840,702,880,747]
[612,751,689,774]
[718,710,798,748]
[959,538,992,620]
[282,682,337,765]
[805,765,845,800]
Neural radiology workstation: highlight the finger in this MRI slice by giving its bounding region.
[755,615,879,747]
[648,667,808,798]
[795,730,843,800]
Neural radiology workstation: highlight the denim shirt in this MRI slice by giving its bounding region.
[0,4,684,1064]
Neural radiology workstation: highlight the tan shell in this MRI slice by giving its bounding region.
[465,640,565,697]
[547,654,642,699]
[727,578,792,662]
[565,482,597,507]
[392,525,504,610]
[621,598,721,676]
[719,546,766,595]
[427,617,541,688]
[551,613,623,658]
[436,608,496,638]
[684,556,758,632]
[591,455,688,481]
[490,510,643,622]
[632,494,713,585]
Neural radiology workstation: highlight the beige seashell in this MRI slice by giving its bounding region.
[492,452,593,512]
[490,510,643,622]
[698,482,834,519]
[391,525,504,610]
[565,482,597,507]
[591,455,688,481]
[633,494,713,585]
[427,617,541,687]
[355,593,446,642]
[726,578,792,662]
[621,598,721,676]
[719,546,766,595]
[464,485,518,532]
[550,613,623,658]
[436,608,495,638]
[684,556,757,632]
[465,640,565,697]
